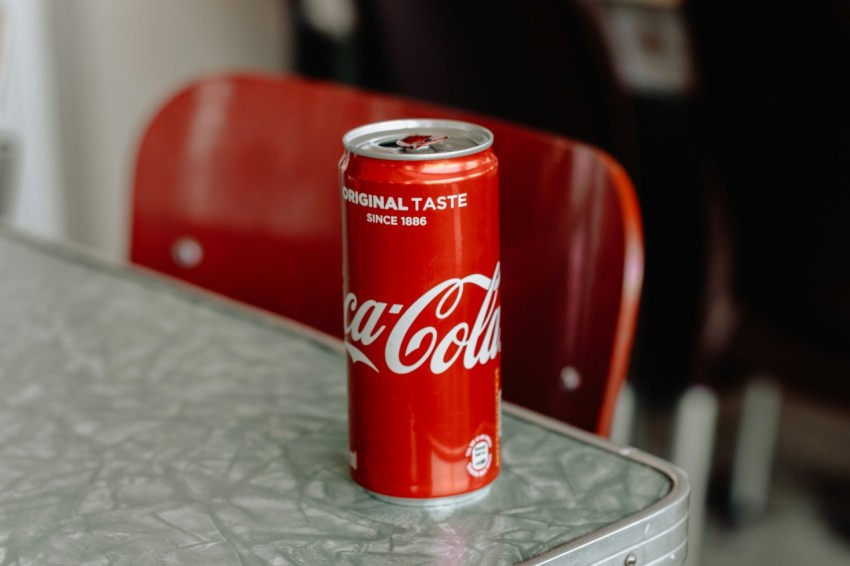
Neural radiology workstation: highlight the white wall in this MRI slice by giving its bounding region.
[0,0,66,239]
[3,0,292,259]
[54,0,293,260]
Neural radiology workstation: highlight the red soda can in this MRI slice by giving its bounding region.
[340,119,501,504]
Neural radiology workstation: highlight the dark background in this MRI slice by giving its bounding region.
[292,0,850,410]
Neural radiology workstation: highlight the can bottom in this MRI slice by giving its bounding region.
[367,484,493,507]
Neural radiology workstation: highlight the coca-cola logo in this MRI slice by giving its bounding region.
[344,263,501,374]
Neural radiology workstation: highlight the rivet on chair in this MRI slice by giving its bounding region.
[172,237,203,268]
[560,366,581,391]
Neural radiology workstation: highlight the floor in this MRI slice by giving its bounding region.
[696,392,850,566]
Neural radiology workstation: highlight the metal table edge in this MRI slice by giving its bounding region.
[505,403,691,565]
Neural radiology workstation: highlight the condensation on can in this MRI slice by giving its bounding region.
[340,119,501,505]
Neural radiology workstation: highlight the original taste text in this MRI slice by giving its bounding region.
[342,187,469,220]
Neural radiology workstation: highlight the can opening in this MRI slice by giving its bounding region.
[343,119,493,161]
[394,135,449,151]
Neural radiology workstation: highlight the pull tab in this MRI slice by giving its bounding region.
[396,134,448,150]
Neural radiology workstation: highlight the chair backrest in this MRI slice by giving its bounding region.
[130,73,643,435]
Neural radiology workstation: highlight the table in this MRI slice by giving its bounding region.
[0,227,688,565]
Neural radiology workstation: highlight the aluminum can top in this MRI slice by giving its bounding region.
[342,119,493,161]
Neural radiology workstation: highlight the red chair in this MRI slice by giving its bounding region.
[130,73,643,436]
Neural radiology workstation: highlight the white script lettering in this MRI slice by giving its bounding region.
[343,263,501,374]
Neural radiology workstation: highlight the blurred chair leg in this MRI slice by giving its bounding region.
[671,385,719,566]
[610,380,636,446]
[729,375,782,525]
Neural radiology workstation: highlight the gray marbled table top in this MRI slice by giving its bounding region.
[0,230,677,565]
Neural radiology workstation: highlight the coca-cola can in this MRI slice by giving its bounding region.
[340,119,501,505]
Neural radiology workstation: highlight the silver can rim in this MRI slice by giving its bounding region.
[366,484,493,507]
[342,118,494,161]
